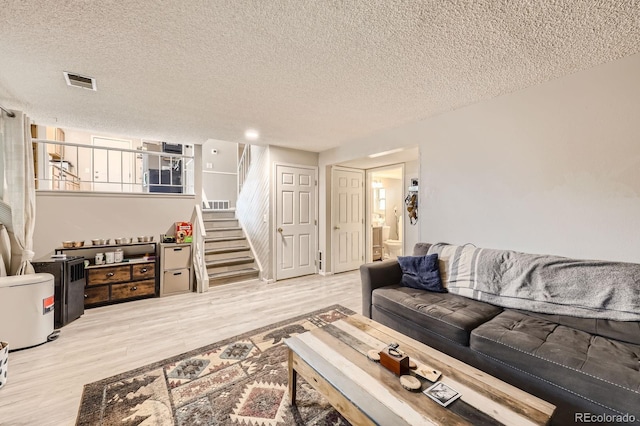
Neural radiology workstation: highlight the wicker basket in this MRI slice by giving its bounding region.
[0,341,8,389]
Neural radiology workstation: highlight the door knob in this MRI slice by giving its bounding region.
[334,226,341,230]
[277,228,283,233]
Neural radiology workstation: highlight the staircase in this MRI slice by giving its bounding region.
[202,209,260,286]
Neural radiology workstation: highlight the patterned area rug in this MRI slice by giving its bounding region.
[76,305,354,425]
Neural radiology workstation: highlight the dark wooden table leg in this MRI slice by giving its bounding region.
[288,349,297,405]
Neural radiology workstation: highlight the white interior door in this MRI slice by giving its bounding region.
[276,165,317,280]
[332,167,364,273]
[92,137,132,192]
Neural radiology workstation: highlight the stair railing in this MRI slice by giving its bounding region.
[201,188,211,210]
[238,144,251,193]
[191,204,209,292]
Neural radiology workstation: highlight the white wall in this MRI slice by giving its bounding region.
[403,159,420,254]
[202,139,238,207]
[236,145,271,279]
[34,193,195,258]
[320,53,640,264]
[202,139,238,174]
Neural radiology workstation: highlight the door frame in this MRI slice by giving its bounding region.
[365,163,405,263]
[330,165,365,274]
[272,162,319,281]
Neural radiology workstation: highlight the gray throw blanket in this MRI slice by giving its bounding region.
[427,243,640,321]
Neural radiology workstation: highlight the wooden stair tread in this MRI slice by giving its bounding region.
[208,267,259,279]
[205,236,246,242]
[206,256,254,267]
[205,226,242,231]
[205,246,250,255]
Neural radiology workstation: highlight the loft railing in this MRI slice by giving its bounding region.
[191,204,209,292]
[238,144,251,193]
[32,139,195,194]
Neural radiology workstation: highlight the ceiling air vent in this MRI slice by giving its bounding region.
[63,72,97,91]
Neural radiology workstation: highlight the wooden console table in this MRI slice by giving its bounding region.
[55,241,159,307]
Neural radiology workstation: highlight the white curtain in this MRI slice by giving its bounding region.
[0,109,36,275]
[0,224,10,276]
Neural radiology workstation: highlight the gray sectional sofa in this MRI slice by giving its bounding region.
[360,243,640,425]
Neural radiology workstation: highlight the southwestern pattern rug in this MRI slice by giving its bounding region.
[76,305,354,425]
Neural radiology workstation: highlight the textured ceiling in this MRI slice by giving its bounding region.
[1,1,639,152]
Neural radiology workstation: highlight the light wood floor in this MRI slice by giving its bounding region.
[0,271,362,426]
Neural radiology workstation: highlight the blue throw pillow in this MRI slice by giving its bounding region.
[397,253,447,293]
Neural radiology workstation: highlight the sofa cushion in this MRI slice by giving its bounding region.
[513,309,640,346]
[372,285,502,345]
[412,243,432,256]
[471,310,640,417]
[397,254,446,293]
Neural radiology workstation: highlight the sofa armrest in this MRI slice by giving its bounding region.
[360,260,402,318]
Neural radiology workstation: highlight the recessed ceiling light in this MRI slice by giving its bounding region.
[244,129,259,141]
[63,71,97,91]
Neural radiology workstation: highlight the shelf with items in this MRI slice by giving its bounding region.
[55,241,159,308]
[55,240,158,254]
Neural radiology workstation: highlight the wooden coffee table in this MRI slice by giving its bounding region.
[285,314,555,425]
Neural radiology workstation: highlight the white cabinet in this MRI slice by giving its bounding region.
[160,243,192,296]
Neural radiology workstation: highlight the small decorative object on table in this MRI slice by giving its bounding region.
[424,382,461,407]
[400,375,421,391]
[379,342,410,376]
[414,365,442,382]
[367,349,381,362]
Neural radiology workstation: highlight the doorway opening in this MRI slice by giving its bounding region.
[368,165,404,261]
[330,145,419,273]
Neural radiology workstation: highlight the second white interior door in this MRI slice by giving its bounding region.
[332,167,364,273]
[276,164,317,280]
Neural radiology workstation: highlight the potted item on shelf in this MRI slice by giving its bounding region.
[161,234,176,243]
